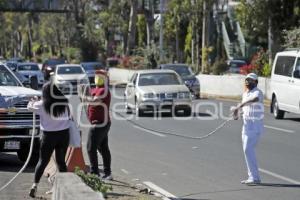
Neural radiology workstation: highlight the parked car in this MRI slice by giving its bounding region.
[7,57,24,63]
[0,63,41,164]
[5,61,18,71]
[227,59,247,74]
[53,64,89,94]
[124,70,192,116]
[270,50,300,119]
[159,64,200,98]
[5,61,28,85]
[42,58,67,80]
[81,62,105,85]
[16,62,44,87]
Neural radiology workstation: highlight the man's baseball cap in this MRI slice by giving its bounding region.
[246,73,258,80]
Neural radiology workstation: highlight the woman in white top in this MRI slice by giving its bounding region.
[27,82,70,197]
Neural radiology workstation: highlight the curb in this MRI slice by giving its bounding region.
[52,173,104,200]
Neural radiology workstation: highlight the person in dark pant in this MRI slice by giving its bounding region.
[84,69,112,180]
[27,82,70,197]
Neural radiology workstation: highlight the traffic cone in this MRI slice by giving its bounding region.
[66,146,88,172]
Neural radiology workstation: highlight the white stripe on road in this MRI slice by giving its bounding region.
[121,169,129,175]
[264,125,295,133]
[259,168,300,184]
[143,181,179,199]
[133,125,166,137]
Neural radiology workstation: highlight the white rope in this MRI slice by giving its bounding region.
[0,113,36,192]
[113,110,233,140]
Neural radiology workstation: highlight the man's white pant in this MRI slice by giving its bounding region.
[242,131,261,181]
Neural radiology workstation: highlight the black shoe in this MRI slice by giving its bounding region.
[29,186,37,198]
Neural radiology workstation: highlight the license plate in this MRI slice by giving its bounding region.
[163,99,173,103]
[4,141,20,150]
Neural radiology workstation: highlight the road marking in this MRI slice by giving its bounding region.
[133,125,166,137]
[121,169,129,175]
[259,168,300,184]
[264,125,295,133]
[143,181,179,199]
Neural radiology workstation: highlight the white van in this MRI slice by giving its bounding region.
[270,50,300,119]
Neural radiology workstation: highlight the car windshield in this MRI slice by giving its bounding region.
[82,63,103,71]
[230,61,246,68]
[139,73,180,86]
[18,64,39,71]
[0,65,21,86]
[57,66,84,75]
[164,66,193,77]
[45,59,65,65]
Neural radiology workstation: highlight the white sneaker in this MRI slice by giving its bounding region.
[241,179,261,185]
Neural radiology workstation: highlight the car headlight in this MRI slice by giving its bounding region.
[178,92,191,99]
[193,79,200,86]
[143,93,156,99]
[56,79,67,84]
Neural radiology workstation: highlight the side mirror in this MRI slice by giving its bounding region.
[127,82,134,88]
[293,70,300,79]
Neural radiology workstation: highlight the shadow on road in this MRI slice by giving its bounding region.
[283,118,300,122]
[0,153,35,173]
[258,182,300,188]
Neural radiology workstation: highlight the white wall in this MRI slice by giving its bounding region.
[108,68,272,99]
[109,68,135,84]
[196,74,271,99]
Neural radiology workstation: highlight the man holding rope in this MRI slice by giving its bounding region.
[232,73,264,185]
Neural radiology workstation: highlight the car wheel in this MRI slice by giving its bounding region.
[135,101,143,117]
[272,97,285,119]
[125,103,132,114]
[184,107,192,116]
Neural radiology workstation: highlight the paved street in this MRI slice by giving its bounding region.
[77,87,300,200]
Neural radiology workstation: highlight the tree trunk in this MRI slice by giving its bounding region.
[27,14,34,59]
[145,1,155,47]
[175,25,180,62]
[126,0,138,55]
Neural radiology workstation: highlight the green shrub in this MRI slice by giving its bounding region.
[74,167,112,196]
[261,62,271,77]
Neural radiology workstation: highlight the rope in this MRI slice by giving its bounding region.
[112,110,233,140]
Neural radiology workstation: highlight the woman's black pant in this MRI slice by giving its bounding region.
[87,122,111,175]
[34,129,69,183]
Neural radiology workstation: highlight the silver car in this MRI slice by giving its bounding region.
[124,70,192,116]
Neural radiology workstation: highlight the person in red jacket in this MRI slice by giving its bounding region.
[84,69,112,180]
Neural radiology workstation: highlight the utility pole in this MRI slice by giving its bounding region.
[159,0,164,62]
[201,0,207,73]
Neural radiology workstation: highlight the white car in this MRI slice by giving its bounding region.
[124,70,192,116]
[270,50,300,119]
[53,64,89,94]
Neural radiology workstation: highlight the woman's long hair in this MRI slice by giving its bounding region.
[42,82,69,117]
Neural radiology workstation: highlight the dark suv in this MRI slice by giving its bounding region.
[42,58,67,80]
[159,64,201,98]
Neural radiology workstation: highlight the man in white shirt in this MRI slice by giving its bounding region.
[232,73,264,185]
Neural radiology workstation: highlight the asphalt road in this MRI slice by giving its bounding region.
[75,87,300,200]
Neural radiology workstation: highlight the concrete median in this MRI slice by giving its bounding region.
[52,173,104,200]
